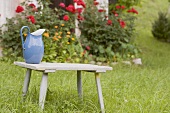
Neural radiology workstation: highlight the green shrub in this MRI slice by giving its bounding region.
[152,12,170,42]
[109,0,142,12]
[0,1,83,62]
[79,1,139,62]
[0,0,140,63]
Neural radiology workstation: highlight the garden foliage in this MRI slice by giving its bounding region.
[152,11,170,43]
[109,0,141,6]
[0,0,140,63]
[0,1,83,63]
[79,0,139,62]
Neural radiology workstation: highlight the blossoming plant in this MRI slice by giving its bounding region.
[41,1,87,63]
[77,0,139,62]
[0,0,139,63]
[0,0,84,62]
[0,2,39,60]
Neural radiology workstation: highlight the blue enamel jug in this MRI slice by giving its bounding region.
[20,26,45,64]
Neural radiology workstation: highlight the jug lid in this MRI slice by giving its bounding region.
[31,29,45,36]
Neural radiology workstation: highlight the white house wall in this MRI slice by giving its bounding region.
[0,0,38,27]
[0,0,20,27]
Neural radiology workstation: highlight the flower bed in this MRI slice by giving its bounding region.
[0,0,140,63]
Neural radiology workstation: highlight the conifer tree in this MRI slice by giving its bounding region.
[152,12,170,42]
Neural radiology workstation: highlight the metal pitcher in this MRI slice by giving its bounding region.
[20,26,45,64]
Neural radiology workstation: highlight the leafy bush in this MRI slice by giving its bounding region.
[109,0,142,12]
[78,1,139,62]
[0,1,83,62]
[0,0,140,63]
[152,12,170,42]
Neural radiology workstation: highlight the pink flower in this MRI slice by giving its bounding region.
[15,6,24,13]
[59,2,65,8]
[32,7,38,12]
[86,46,90,50]
[27,15,36,24]
[89,54,93,57]
[63,15,69,21]
[112,11,119,17]
[107,20,112,25]
[115,13,118,16]
[66,5,76,13]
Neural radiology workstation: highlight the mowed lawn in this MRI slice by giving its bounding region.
[0,0,170,113]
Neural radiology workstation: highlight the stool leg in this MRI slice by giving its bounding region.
[39,72,48,109]
[77,71,83,99]
[23,69,32,97]
[95,73,105,113]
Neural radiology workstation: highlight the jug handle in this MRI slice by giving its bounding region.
[20,26,30,49]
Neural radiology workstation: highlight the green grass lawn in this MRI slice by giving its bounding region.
[0,0,170,113]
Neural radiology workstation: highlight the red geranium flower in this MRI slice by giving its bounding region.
[116,5,126,10]
[63,15,69,21]
[121,5,125,9]
[29,3,36,8]
[66,5,76,13]
[27,15,36,24]
[15,6,24,13]
[73,0,78,2]
[119,20,126,28]
[28,3,37,12]
[76,0,86,8]
[107,19,112,25]
[98,9,105,12]
[74,0,86,8]
[127,8,138,14]
[116,5,121,9]
[76,8,83,14]
[94,1,99,5]
[59,2,65,8]
[77,14,84,21]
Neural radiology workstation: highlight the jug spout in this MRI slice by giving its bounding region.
[31,29,45,36]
